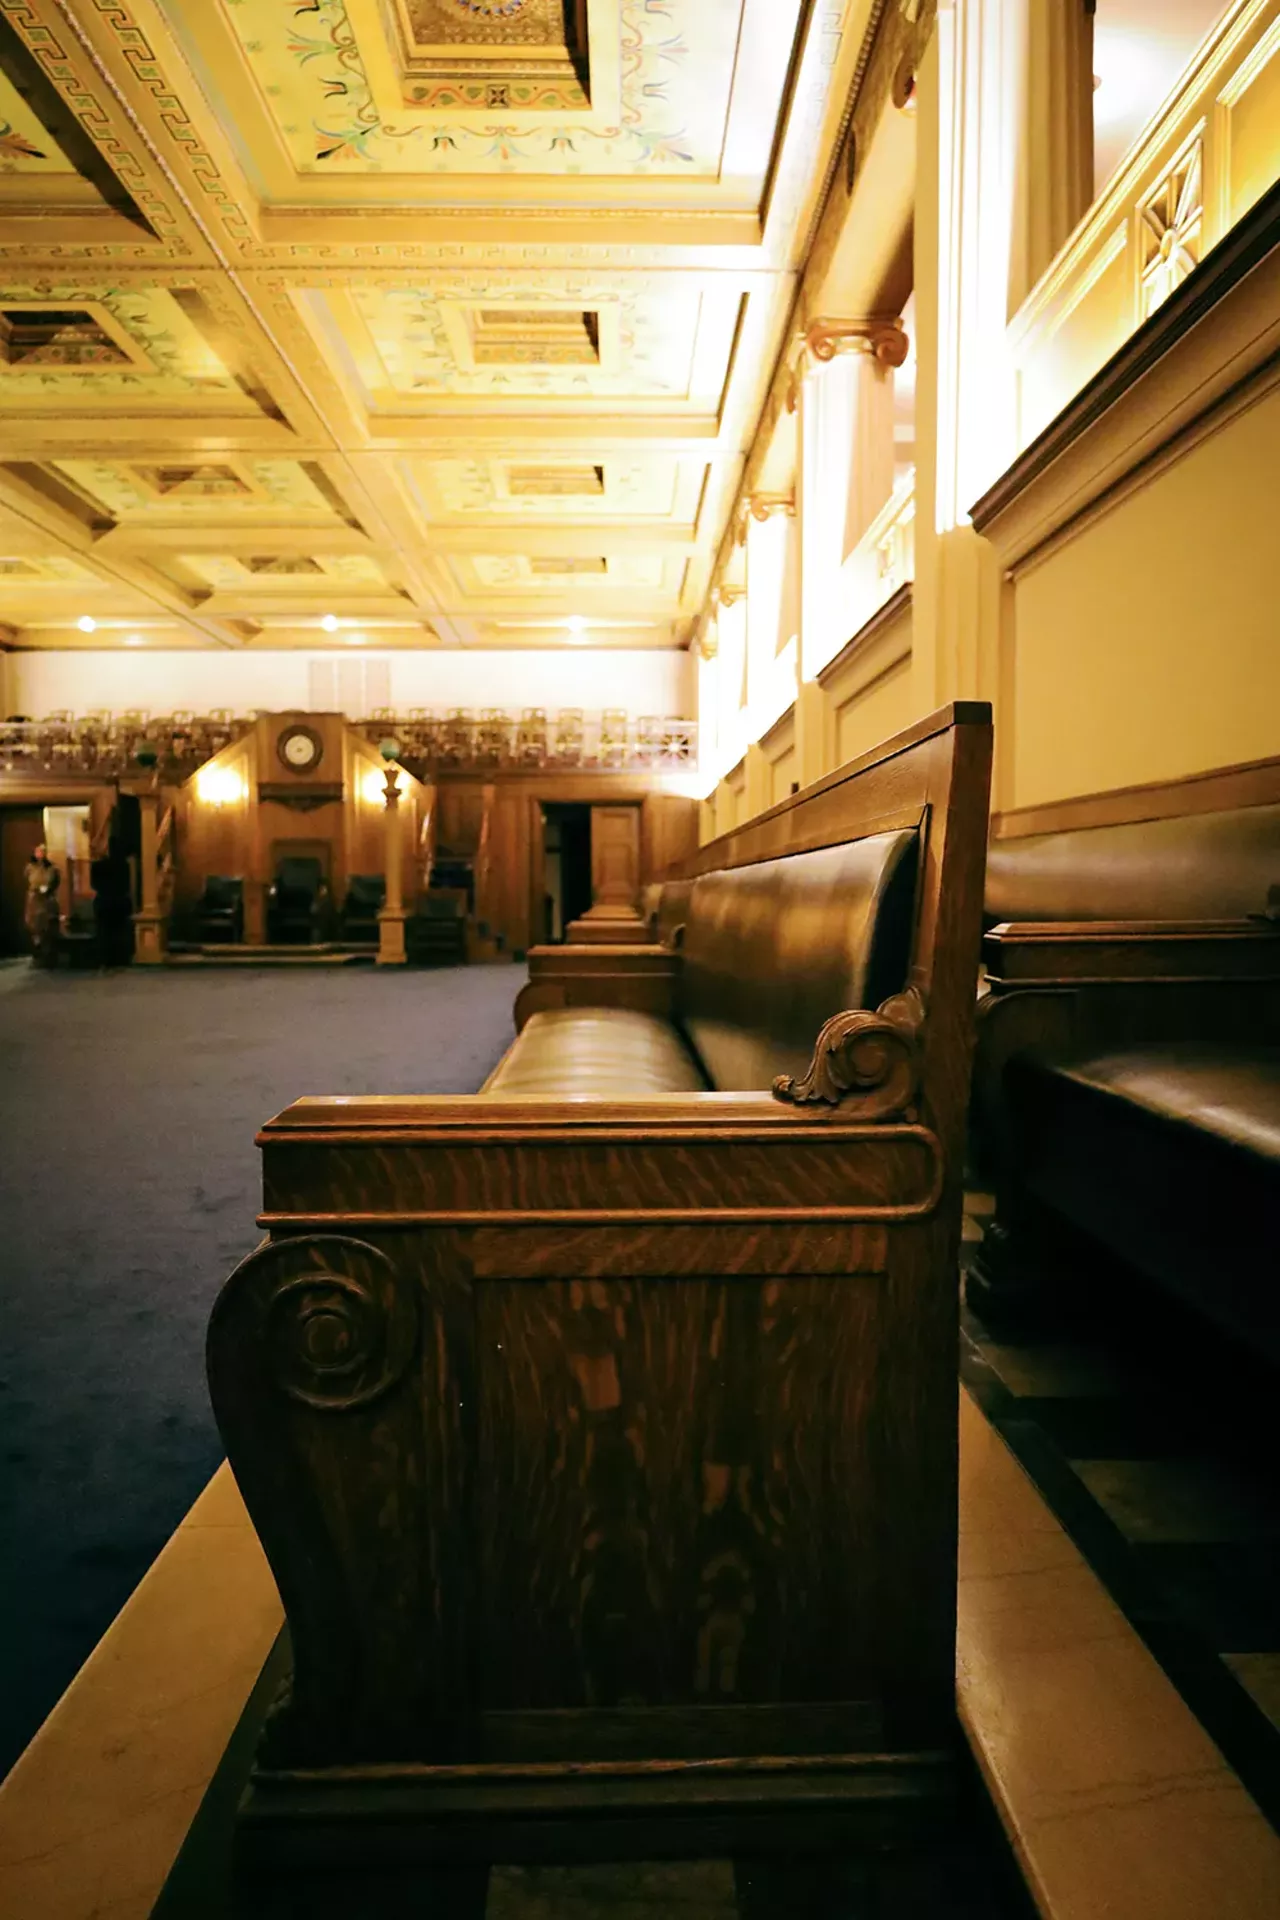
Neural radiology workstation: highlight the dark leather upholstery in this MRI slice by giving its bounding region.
[1051,1045,1280,1164]
[1005,1044,1280,1365]
[986,803,1280,924]
[678,830,918,1091]
[196,874,244,944]
[491,828,917,1098]
[268,856,326,943]
[341,873,384,943]
[484,1007,709,1097]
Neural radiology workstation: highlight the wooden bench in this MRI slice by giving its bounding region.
[206,702,992,1883]
[969,757,1280,1368]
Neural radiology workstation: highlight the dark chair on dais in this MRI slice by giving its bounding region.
[208,704,993,1886]
[267,857,328,945]
[194,874,244,945]
[340,872,384,945]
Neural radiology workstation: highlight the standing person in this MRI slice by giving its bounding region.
[23,843,60,967]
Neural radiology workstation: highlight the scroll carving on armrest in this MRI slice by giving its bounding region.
[772,986,926,1119]
[207,1232,456,1768]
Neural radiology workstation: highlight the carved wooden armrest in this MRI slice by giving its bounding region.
[983,919,1280,986]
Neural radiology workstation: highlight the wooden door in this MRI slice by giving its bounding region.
[0,806,45,954]
[589,803,641,909]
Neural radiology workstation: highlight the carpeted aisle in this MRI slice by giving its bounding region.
[0,960,521,1777]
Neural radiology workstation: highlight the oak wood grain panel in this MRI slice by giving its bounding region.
[465,1223,889,1281]
[473,1272,886,1722]
[258,1130,942,1223]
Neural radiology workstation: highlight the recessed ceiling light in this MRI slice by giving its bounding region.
[77,615,96,633]
[321,613,339,633]
[566,615,587,632]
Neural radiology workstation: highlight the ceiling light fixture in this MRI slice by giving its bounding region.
[566,615,587,632]
[77,615,97,633]
[321,613,339,633]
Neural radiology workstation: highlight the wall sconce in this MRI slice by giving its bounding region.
[195,765,246,807]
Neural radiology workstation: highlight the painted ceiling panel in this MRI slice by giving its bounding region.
[0,0,866,652]
[0,287,247,406]
[0,72,80,175]
[346,281,703,398]
[210,0,749,177]
[463,550,670,590]
[182,552,388,589]
[0,553,101,583]
[410,454,685,519]
[53,460,342,518]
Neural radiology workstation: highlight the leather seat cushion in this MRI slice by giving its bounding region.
[1041,1043,1280,1165]
[1005,1043,1280,1365]
[483,1007,710,1098]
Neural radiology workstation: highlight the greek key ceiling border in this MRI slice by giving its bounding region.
[0,0,260,262]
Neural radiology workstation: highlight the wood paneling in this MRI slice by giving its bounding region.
[590,804,642,909]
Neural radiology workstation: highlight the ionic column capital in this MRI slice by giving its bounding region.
[735,493,796,543]
[807,318,910,369]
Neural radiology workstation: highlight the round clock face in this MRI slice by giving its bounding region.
[278,726,323,773]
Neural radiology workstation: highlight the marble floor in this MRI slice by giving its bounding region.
[961,1197,1280,1833]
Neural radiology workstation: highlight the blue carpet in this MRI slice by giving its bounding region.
[0,960,521,1777]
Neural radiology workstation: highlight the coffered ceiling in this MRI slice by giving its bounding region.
[0,0,879,656]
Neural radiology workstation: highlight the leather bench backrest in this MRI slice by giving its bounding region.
[986,803,1280,923]
[678,828,919,1092]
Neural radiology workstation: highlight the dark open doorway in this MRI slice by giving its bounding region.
[541,802,592,942]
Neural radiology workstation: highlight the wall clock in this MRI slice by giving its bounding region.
[277,724,324,774]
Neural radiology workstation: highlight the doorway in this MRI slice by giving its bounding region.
[541,803,592,942]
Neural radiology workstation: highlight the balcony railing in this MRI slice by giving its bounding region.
[358,711,699,775]
[0,709,702,782]
[835,470,916,650]
[1010,0,1280,448]
[0,714,254,780]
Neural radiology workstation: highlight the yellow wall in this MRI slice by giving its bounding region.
[822,595,916,768]
[1009,380,1280,809]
